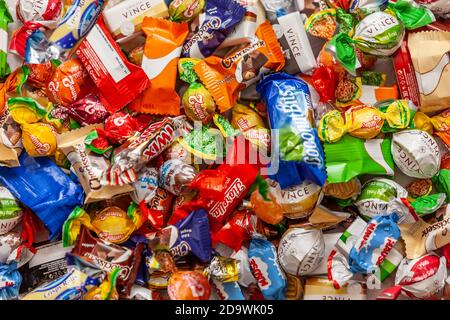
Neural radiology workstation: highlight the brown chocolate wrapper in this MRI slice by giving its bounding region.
[399,206,450,259]
[0,110,22,167]
[71,227,143,296]
[289,205,351,231]
[57,125,133,203]
[408,31,450,113]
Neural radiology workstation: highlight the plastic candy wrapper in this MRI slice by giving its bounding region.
[58,94,109,126]
[0,0,13,79]
[195,21,285,113]
[203,256,239,283]
[0,110,22,167]
[324,135,394,183]
[378,253,447,300]
[181,0,245,58]
[178,126,224,162]
[76,18,151,114]
[57,125,133,203]
[159,159,197,196]
[103,0,169,41]
[169,0,205,22]
[16,0,63,27]
[257,72,327,189]
[277,228,325,277]
[327,1,435,74]
[323,178,361,200]
[62,206,143,246]
[231,103,270,150]
[131,166,159,204]
[415,0,450,19]
[167,271,211,300]
[0,187,22,235]
[348,214,400,274]
[129,18,188,116]
[0,152,84,239]
[106,116,191,186]
[250,176,284,225]
[212,210,254,252]
[178,58,216,124]
[24,0,104,63]
[400,207,450,259]
[248,234,287,300]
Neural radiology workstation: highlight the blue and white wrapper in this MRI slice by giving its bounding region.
[213,280,245,300]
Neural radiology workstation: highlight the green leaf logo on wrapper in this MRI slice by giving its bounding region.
[0,186,23,234]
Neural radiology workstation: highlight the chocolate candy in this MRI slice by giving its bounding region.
[167,271,211,300]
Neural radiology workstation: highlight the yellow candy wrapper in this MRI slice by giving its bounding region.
[7,97,50,125]
[383,99,415,131]
[318,109,346,143]
[345,105,385,139]
[83,269,120,300]
[431,109,450,132]
[62,205,144,246]
[22,122,57,157]
[231,103,271,149]
[413,112,434,135]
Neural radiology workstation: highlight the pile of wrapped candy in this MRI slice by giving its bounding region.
[1,0,450,301]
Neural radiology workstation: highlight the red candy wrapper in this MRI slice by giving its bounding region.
[9,22,44,58]
[76,17,151,113]
[212,210,253,251]
[62,94,110,125]
[312,66,338,103]
[189,137,261,231]
[104,112,138,145]
[139,187,174,230]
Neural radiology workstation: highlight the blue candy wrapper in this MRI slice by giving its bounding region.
[0,262,22,300]
[213,280,245,300]
[172,209,212,263]
[257,72,327,189]
[0,152,85,240]
[349,214,400,274]
[181,0,245,58]
[248,235,286,300]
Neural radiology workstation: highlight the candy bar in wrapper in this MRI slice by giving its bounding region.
[106,116,191,186]
[57,125,134,203]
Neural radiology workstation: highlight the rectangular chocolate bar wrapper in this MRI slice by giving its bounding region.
[408,30,450,114]
[103,0,169,42]
[303,277,367,300]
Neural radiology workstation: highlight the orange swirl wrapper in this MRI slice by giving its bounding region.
[194,20,285,113]
[129,18,189,116]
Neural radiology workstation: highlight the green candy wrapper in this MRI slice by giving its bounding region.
[432,169,450,203]
[213,114,240,138]
[178,125,223,161]
[0,0,13,79]
[324,135,394,183]
[410,193,446,216]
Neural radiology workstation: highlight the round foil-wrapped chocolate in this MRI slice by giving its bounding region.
[159,159,197,195]
[268,179,322,219]
[323,178,361,200]
[0,186,22,235]
[392,130,441,179]
[355,178,408,220]
[277,228,325,276]
[182,83,216,124]
[0,232,21,263]
[17,0,63,26]
[66,94,110,126]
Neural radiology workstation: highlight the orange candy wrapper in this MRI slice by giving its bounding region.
[194,20,285,113]
[129,18,189,116]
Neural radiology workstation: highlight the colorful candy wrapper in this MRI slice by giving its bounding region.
[182,0,245,58]
[203,256,239,283]
[25,0,104,63]
[76,18,151,114]
[106,116,191,186]
[212,210,253,251]
[195,21,285,113]
[344,105,385,139]
[355,178,408,220]
[257,72,327,189]
[378,253,447,300]
[324,135,394,183]
[57,125,134,203]
[167,271,211,300]
[178,125,224,162]
[410,193,446,216]
[103,0,169,41]
[312,65,338,103]
[0,109,23,167]
[231,103,270,150]
[0,0,13,79]
[0,262,22,300]
[46,58,94,107]
[21,122,57,157]
[83,268,120,300]
[159,159,197,195]
[415,0,450,19]
[0,151,84,239]
[131,166,159,204]
[129,18,189,116]
[22,267,99,300]
[16,0,63,27]
[218,0,257,48]
[140,187,174,230]
[169,0,205,22]
[348,214,400,274]
[248,234,287,300]
[213,280,245,300]
[178,58,216,124]
[103,112,138,145]
[0,187,22,235]
[327,1,435,74]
